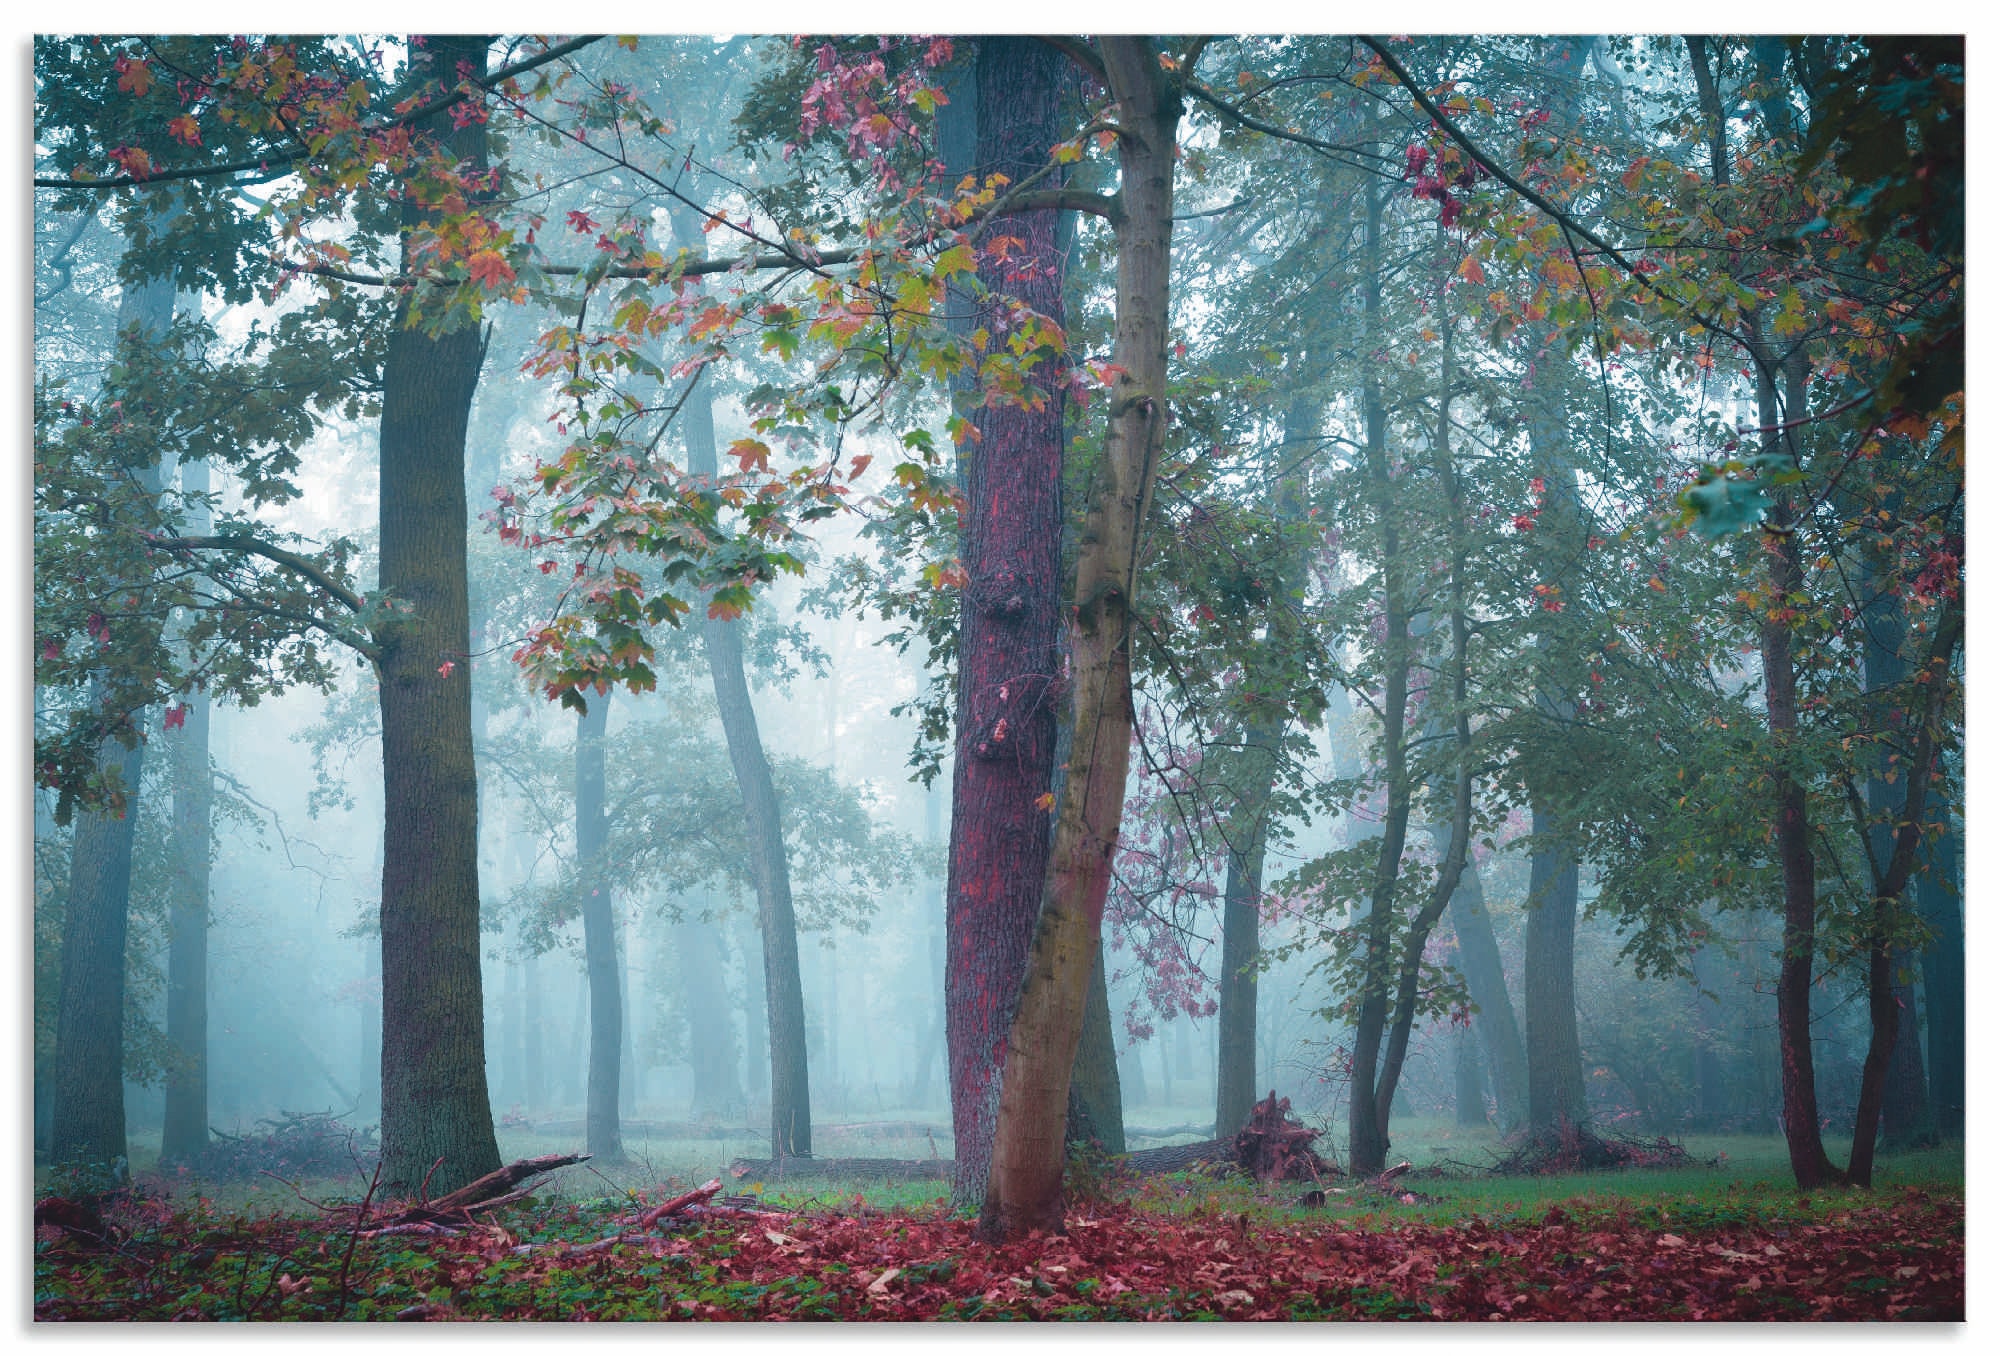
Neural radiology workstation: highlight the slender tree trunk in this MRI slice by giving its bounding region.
[576,691,624,1160]
[1917,813,1964,1137]
[161,686,211,1164]
[679,905,744,1120]
[1214,808,1269,1137]
[1523,813,1587,1132]
[160,459,213,1166]
[674,370,812,1158]
[1454,1024,1487,1126]
[1066,936,1125,1152]
[1431,829,1526,1131]
[374,34,502,1195]
[1214,397,1313,1138]
[980,37,1179,1242]
[49,233,176,1173]
[1345,142,1404,1183]
[938,35,1074,1209]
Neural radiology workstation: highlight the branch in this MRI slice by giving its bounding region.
[147,531,366,613]
[35,35,607,191]
[1039,36,1108,86]
[1183,80,1399,175]
[994,187,1122,224]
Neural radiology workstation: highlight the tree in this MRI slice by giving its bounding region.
[981,34,1185,1242]
[46,222,176,1172]
[937,35,1077,1208]
[575,690,624,1161]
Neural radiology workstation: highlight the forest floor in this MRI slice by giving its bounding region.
[34,1120,1965,1322]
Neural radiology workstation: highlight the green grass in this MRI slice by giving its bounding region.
[71,1113,1961,1233]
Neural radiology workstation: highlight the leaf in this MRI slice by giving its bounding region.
[466,250,516,290]
[1458,255,1487,285]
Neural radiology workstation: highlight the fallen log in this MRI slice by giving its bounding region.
[427,1152,591,1213]
[351,1152,590,1235]
[727,1155,954,1182]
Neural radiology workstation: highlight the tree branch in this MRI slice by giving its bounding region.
[1039,36,1108,86]
[35,35,607,191]
[146,531,366,614]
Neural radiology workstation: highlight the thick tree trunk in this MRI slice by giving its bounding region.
[980,37,1178,1242]
[48,234,176,1173]
[940,35,1074,1210]
[576,691,624,1161]
[374,34,502,1196]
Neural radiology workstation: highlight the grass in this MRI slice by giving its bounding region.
[72,1111,1962,1231]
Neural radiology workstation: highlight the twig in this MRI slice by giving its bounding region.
[332,1157,384,1322]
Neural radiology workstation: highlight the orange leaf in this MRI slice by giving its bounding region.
[466,250,515,290]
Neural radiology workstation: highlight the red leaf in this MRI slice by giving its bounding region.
[163,704,187,731]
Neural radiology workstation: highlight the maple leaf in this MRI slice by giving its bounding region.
[163,704,187,731]
[114,54,154,97]
[107,146,153,180]
[465,250,515,290]
[438,660,457,678]
[166,114,202,147]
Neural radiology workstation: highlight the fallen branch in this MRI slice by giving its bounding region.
[512,1177,726,1256]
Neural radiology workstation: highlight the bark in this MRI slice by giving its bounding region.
[941,35,1073,1209]
[160,455,213,1167]
[674,347,812,1159]
[374,34,502,1196]
[575,691,624,1161]
[48,232,176,1173]
[980,36,1179,1242]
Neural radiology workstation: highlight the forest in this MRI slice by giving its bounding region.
[32,33,1963,1323]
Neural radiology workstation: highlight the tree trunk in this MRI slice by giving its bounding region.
[1344,138,1404,1184]
[48,231,176,1173]
[1431,829,1525,1130]
[160,456,213,1167]
[1213,808,1268,1138]
[374,33,502,1196]
[939,35,1074,1210]
[576,690,624,1161]
[161,685,211,1164]
[1917,814,1964,1137]
[981,37,1179,1242]
[1454,1024,1487,1127]
[1523,812,1588,1132]
[1066,935,1125,1153]
[679,905,744,1120]
[673,356,812,1159]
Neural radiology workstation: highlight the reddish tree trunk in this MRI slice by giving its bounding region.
[981,37,1180,1242]
[942,36,1073,1209]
